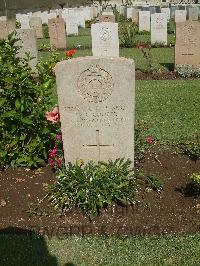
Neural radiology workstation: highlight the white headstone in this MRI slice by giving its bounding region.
[41,11,49,24]
[175,10,187,23]
[139,11,150,32]
[17,14,30,29]
[65,14,78,36]
[29,17,43,38]
[161,7,170,21]
[15,29,38,72]
[55,57,135,165]
[91,22,119,57]
[127,7,133,19]
[151,13,167,45]
[188,7,199,21]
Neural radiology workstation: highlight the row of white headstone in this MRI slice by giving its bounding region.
[14,6,100,34]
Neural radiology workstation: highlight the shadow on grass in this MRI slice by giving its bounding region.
[160,63,174,71]
[0,227,59,266]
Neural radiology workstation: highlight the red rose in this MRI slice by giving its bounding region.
[66,50,76,58]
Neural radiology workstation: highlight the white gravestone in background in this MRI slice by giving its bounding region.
[139,11,150,32]
[151,13,167,45]
[48,18,66,50]
[55,57,135,165]
[29,17,43,38]
[161,8,170,21]
[91,22,119,57]
[175,10,186,23]
[17,14,30,29]
[127,7,133,19]
[15,29,38,73]
[65,14,78,36]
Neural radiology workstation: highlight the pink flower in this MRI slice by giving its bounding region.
[146,136,154,145]
[48,158,55,168]
[57,157,62,168]
[56,133,62,141]
[49,147,57,158]
[45,107,60,124]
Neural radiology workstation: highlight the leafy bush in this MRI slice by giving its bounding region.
[0,33,58,169]
[176,64,194,78]
[119,23,138,48]
[46,159,137,216]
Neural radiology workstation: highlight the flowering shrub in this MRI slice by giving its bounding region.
[0,33,59,169]
[46,158,137,216]
[48,132,64,171]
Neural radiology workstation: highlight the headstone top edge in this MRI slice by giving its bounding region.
[55,57,135,69]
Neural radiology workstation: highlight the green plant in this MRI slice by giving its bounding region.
[190,173,200,187]
[38,43,51,52]
[145,174,163,191]
[176,64,194,78]
[43,24,49,38]
[194,65,200,78]
[46,158,137,216]
[167,20,175,34]
[85,20,94,28]
[138,44,155,73]
[135,120,154,163]
[0,33,58,169]
[119,23,137,48]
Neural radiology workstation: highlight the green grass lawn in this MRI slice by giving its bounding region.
[0,234,200,265]
[136,80,200,142]
[38,26,175,71]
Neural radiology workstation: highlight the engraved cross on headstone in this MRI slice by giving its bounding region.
[83,130,114,161]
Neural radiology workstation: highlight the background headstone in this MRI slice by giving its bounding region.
[99,14,115,23]
[15,29,38,72]
[17,14,30,29]
[65,14,78,36]
[151,13,167,45]
[91,22,119,57]
[126,7,133,19]
[48,18,66,50]
[175,10,187,23]
[161,7,170,21]
[0,21,8,39]
[29,17,43,38]
[55,57,135,165]
[175,21,200,67]
[139,11,150,32]
[188,7,199,21]
[132,8,140,24]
